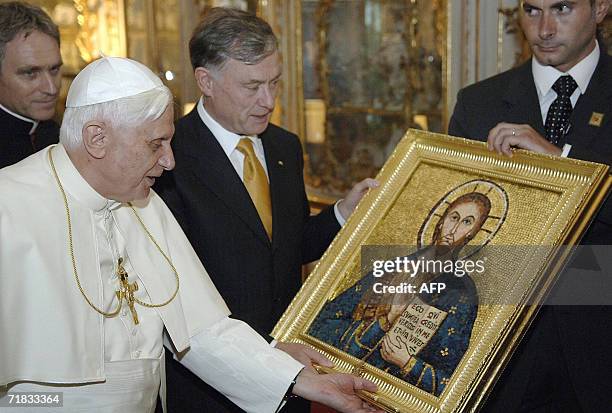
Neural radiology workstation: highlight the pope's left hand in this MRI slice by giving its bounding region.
[487,122,562,157]
[292,369,383,413]
[275,341,333,372]
[337,178,380,220]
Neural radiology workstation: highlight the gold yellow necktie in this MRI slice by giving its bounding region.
[236,138,273,239]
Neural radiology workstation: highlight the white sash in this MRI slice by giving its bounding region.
[0,353,164,412]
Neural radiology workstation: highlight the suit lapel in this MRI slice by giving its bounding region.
[183,111,271,246]
[556,56,612,388]
[564,53,611,146]
[502,60,546,136]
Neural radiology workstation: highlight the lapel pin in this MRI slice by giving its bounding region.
[278,160,284,166]
[589,112,604,127]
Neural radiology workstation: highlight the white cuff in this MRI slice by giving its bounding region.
[173,317,304,413]
[561,143,572,158]
[333,201,346,226]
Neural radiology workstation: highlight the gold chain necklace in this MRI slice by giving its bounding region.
[48,147,179,324]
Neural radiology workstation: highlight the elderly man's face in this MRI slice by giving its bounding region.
[435,201,484,248]
[519,0,608,72]
[103,105,175,202]
[0,30,62,120]
[203,51,281,136]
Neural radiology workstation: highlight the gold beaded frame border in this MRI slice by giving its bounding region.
[273,129,610,413]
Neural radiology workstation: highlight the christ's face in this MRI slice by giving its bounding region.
[435,201,485,249]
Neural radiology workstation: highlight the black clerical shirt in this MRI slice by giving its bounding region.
[0,105,59,169]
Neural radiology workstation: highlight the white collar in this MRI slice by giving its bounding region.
[196,97,259,155]
[532,41,600,98]
[50,144,121,212]
[0,103,39,134]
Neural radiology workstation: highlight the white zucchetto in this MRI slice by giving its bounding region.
[66,57,163,108]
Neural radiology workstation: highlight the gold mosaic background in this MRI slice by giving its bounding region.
[333,161,561,303]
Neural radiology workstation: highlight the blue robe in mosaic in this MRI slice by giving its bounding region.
[308,267,478,396]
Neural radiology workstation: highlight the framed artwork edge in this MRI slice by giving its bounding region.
[273,128,610,413]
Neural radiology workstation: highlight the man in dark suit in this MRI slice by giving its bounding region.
[155,7,377,412]
[449,0,611,411]
[0,2,62,169]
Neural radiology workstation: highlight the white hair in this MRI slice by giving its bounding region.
[60,86,173,149]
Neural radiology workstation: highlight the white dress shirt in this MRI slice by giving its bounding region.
[197,97,346,224]
[532,41,600,157]
[197,97,269,181]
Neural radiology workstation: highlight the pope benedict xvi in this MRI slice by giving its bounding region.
[0,57,380,413]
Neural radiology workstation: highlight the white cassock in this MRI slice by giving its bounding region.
[0,144,303,412]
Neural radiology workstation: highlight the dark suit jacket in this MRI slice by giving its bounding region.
[449,54,612,243]
[154,108,340,412]
[449,54,612,412]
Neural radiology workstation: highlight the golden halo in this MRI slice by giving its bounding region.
[417,179,509,260]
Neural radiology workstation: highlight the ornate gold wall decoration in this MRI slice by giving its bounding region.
[25,0,126,74]
[498,6,530,67]
[73,0,126,64]
[298,0,447,200]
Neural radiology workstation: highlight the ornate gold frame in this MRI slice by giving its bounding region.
[273,129,611,412]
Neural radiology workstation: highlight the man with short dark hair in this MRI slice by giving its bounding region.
[155,7,377,412]
[449,0,611,411]
[0,1,62,168]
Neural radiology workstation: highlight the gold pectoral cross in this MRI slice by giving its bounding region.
[116,257,140,325]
